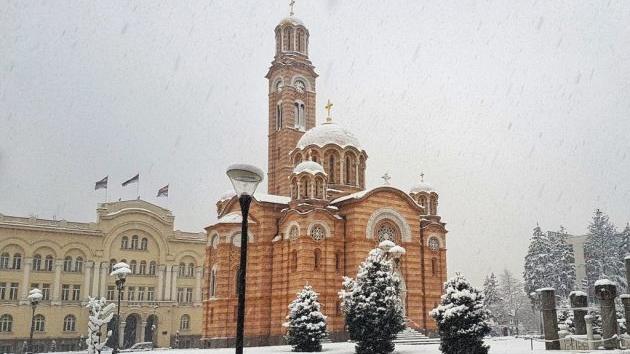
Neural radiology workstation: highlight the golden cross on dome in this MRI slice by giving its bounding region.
[381,172,391,185]
[325,99,333,122]
[420,171,425,182]
[289,0,295,16]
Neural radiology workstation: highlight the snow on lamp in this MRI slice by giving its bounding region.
[226,164,264,196]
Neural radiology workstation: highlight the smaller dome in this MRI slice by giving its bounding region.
[297,121,361,149]
[293,160,326,175]
[410,181,434,194]
[278,16,304,27]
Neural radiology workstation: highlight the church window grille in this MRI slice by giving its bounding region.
[178,263,186,277]
[377,223,397,242]
[296,29,304,52]
[187,263,195,277]
[289,225,299,240]
[284,27,292,51]
[315,178,323,199]
[310,225,325,241]
[275,79,283,92]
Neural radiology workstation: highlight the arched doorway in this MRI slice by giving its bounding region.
[144,315,158,345]
[105,315,119,348]
[123,314,140,348]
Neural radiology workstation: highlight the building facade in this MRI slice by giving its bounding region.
[201,13,448,347]
[0,200,205,353]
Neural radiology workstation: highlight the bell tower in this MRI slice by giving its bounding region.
[265,12,318,196]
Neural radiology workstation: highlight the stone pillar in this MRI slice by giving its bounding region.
[569,291,588,335]
[51,260,64,304]
[171,265,179,302]
[83,261,93,300]
[139,321,147,343]
[540,288,560,350]
[622,295,630,337]
[594,281,618,349]
[194,267,202,305]
[584,315,596,350]
[91,262,101,297]
[100,263,109,297]
[157,265,165,301]
[118,321,126,348]
[20,258,32,300]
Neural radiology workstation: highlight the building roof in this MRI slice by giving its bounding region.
[296,121,361,150]
[278,16,305,27]
[293,160,326,175]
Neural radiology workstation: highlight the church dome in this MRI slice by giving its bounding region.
[410,181,434,194]
[293,160,326,175]
[278,16,305,27]
[297,121,362,150]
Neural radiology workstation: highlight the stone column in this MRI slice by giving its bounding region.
[158,265,167,300]
[20,258,32,300]
[139,321,147,343]
[100,263,109,297]
[540,288,560,350]
[51,260,64,305]
[584,315,596,350]
[91,262,101,297]
[569,291,588,335]
[194,267,202,305]
[83,261,94,300]
[594,281,618,349]
[171,265,179,302]
[622,295,630,338]
[118,321,126,348]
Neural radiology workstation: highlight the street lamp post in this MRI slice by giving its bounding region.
[226,164,264,354]
[27,289,43,354]
[110,262,131,354]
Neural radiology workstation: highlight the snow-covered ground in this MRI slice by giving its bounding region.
[94,337,630,353]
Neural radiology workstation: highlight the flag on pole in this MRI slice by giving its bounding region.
[157,185,169,197]
[94,176,108,190]
[122,174,139,187]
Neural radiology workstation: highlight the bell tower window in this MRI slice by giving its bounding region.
[276,102,283,130]
[294,101,305,130]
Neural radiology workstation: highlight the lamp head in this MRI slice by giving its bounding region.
[110,262,132,280]
[226,164,264,196]
[28,288,43,305]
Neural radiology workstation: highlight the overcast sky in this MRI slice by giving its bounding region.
[1,1,629,285]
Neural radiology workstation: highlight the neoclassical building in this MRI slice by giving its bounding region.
[0,200,205,353]
[202,13,448,347]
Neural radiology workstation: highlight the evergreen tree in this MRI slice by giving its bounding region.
[548,226,576,297]
[619,223,630,259]
[430,273,491,354]
[498,269,527,335]
[283,284,327,352]
[584,209,625,291]
[340,247,405,354]
[482,273,501,322]
[523,225,553,301]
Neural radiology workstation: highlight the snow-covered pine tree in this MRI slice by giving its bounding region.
[584,209,625,291]
[482,273,501,322]
[431,273,491,354]
[283,284,327,352]
[620,223,630,258]
[548,226,576,297]
[498,269,527,335]
[340,246,405,354]
[523,225,553,301]
[85,297,116,354]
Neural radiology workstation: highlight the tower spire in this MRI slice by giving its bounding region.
[289,0,295,16]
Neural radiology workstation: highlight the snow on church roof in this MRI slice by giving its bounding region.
[293,160,326,175]
[278,16,305,27]
[410,181,434,193]
[296,121,362,150]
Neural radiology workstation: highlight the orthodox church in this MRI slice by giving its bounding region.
[202,11,447,347]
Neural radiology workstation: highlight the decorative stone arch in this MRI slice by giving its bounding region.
[103,221,169,262]
[31,240,62,258]
[283,221,301,240]
[365,208,412,243]
[61,243,91,259]
[0,238,27,255]
[229,231,255,247]
[175,250,202,265]
[426,234,444,249]
[208,232,220,249]
[272,76,284,93]
[292,152,303,166]
[307,222,331,240]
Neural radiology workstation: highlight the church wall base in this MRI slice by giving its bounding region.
[202,331,350,349]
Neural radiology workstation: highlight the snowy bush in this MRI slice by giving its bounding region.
[85,297,116,354]
[340,247,405,354]
[283,284,328,352]
[431,273,491,354]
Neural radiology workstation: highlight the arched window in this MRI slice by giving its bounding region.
[335,251,342,273]
[276,102,283,130]
[34,315,45,332]
[109,259,116,273]
[430,196,438,215]
[328,155,336,183]
[0,253,8,269]
[121,236,128,249]
[345,156,351,184]
[419,196,427,208]
[296,29,304,52]
[63,257,72,272]
[131,235,139,249]
[377,222,397,243]
[141,238,148,250]
[209,268,217,297]
[284,27,292,51]
[188,263,195,277]
[149,261,157,276]
[315,178,323,199]
[44,255,54,271]
[63,315,76,332]
[129,260,137,274]
[12,253,21,270]
[0,314,12,332]
[139,261,147,275]
[314,249,321,270]
[180,315,190,330]
[75,257,83,273]
[210,234,220,249]
[274,79,283,93]
[33,254,42,271]
[291,250,298,272]
[178,263,186,277]
[431,258,438,277]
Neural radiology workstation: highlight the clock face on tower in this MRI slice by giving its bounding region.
[294,80,306,92]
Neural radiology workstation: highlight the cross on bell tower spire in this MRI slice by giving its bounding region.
[289,0,295,16]
[420,171,425,182]
[325,99,333,122]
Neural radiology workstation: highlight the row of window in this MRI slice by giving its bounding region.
[107,259,196,277]
[120,235,149,250]
[292,152,365,186]
[274,99,307,131]
[276,26,307,53]
[0,253,87,273]
[0,314,78,333]
[106,286,155,302]
[0,283,19,300]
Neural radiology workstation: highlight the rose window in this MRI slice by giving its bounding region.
[377,224,396,242]
[428,237,440,252]
[310,225,325,241]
